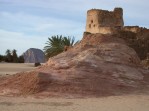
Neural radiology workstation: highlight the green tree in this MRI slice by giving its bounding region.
[0,55,5,62]
[12,49,18,63]
[5,49,12,62]
[18,55,24,63]
[43,35,77,58]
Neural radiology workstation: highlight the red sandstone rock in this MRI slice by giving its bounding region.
[0,33,149,97]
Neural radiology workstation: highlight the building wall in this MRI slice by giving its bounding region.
[86,26,117,34]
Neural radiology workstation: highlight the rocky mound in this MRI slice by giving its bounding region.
[0,33,149,97]
[23,48,45,63]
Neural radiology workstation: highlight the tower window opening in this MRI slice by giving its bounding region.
[89,24,91,28]
[91,20,93,23]
[94,24,96,27]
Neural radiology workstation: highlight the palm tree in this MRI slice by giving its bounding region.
[63,36,75,46]
[43,35,77,58]
[12,49,18,63]
[44,35,64,58]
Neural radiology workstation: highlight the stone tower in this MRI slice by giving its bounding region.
[86,8,124,34]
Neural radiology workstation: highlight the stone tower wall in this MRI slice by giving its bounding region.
[86,8,124,34]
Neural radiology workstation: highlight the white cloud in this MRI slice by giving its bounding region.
[0,11,84,33]
[0,29,48,55]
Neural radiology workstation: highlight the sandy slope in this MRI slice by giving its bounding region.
[0,63,36,75]
[0,95,149,111]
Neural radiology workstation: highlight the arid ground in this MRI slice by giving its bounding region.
[0,63,36,76]
[0,63,149,111]
[0,95,149,111]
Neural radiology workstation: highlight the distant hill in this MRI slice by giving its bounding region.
[23,48,45,63]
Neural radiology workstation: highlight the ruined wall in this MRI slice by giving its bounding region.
[123,26,148,33]
[86,8,124,34]
[117,26,149,60]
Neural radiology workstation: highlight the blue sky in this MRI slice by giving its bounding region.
[0,0,149,55]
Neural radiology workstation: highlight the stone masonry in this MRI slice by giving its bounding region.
[86,8,124,34]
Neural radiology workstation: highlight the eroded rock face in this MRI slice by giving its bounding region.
[0,34,149,97]
[23,48,45,63]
